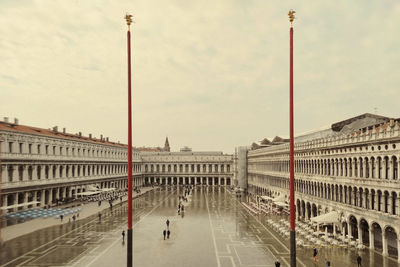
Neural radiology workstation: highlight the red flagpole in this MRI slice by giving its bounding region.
[289,10,296,267]
[125,14,133,267]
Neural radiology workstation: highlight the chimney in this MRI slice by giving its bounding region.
[53,126,58,132]
[14,118,19,125]
[63,128,66,134]
[89,133,92,139]
[4,117,9,123]
[78,132,82,137]
[106,137,109,142]
[100,134,103,141]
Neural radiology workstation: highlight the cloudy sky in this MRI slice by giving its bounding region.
[1,0,400,153]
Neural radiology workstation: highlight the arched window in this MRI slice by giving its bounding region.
[378,157,382,179]
[392,156,398,180]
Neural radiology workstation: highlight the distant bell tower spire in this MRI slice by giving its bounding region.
[164,136,170,152]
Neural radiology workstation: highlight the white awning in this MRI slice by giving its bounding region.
[272,195,285,203]
[311,211,340,225]
[261,196,273,201]
[0,201,40,210]
[101,188,116,192]
[274,201,289,207]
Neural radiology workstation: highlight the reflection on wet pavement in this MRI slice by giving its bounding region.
[1,187,399,267]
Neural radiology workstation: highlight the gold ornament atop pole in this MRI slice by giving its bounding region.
[288,10,296,27]
[125,13,133,29]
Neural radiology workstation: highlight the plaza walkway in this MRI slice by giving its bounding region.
[0,187,154,242]
[1,186,399,266]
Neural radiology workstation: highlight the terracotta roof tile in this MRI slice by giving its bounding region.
[0,121,127,148]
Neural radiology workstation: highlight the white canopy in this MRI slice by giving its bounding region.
[100,188,116,192]
[261,196,273,201]
[1,201,40,210]
[274,201,289,207]
[272,195,285,203]
[311,211,340,225]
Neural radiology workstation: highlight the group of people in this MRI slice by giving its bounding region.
[177,186,193,215]
[84,189,128,204]
[312,247,362,266]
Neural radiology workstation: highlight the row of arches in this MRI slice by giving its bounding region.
[144,163,231,174]
[250,174,400,216]
[249,155,399,180]
[5,163,142,183]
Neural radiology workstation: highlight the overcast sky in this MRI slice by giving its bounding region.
[1,0,400,153]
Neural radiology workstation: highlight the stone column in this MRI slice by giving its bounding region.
[373,160,377,178]
[369,228,375,249]
[40,190,45,206]
[382,160,387,179]
[2,194,8,214]
[388,160,393,180]
[48,189,53,205]
[33,191,38,206]
[22,166,28,181]
[388,196,393,214]
[1,165,7,183]
[397,238,400,263]
[23,192,28,210]
[382,231,388,256]
[362,160,366,178]
[358,222,363,244]
[347,222,352,237]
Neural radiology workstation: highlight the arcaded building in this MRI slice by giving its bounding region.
[141,146,233,186]
[244,114,400,261]
[0,118,143,213]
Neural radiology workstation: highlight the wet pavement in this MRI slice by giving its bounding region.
[1,186,399,267]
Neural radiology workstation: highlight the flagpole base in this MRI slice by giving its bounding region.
[127,228,133,267]
[290,230,296,267]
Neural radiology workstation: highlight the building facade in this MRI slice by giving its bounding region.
[141,148,233,186]
[0,118,143,214]
[244,114,400,261]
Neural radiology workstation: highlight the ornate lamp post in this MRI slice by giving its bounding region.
[288,9,296,267]
[125,13,133,267]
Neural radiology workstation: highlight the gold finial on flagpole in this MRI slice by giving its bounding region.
[125,13,133,29]
[288,10,296,27]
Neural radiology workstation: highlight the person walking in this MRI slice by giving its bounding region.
[98,212,102,222]
[326,260,330,267]
[122,230,125,242]
[274,262,280,267]
[167,229,170,239]
[357,255,362,267]
[166,219,170,229]
[163,230,166,240]
[60,214,64,222]
[313,247,318,262]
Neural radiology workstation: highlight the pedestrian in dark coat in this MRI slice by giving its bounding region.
[122,230,125,242]
[166,219,170,229]
[167,230,170,239]
[275,262,280,267]
[313,247,318,262]
[357,255,362,267]
[163,230,166,240]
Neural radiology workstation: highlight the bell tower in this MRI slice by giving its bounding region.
[164,137,170,152]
